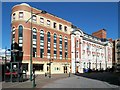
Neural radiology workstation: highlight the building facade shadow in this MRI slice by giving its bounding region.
[76,72,120,86]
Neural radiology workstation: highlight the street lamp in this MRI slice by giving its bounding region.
[26,8,46,81]
[48,58,53,78]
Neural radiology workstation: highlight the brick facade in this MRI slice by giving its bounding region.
[11,3,71,74]
[92,29,106,39]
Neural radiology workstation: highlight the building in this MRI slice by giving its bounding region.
[11,3,71,74]
[0,48,11,64]
[11,3,113,74]
[71,28,113,73]
[112,39,120,72]
[92,29,106,39]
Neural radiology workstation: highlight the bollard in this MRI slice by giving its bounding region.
[49,74,51,78]
[68,72,70,77]
[45,73,47,77]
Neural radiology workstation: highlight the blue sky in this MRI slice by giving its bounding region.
[2,2,118,49]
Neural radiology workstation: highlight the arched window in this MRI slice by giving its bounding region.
[87,44,90,51]
[19,25,23,37]
[47,32,51,58]
[54,34,57,59]
[64,26,67,32]
[76,40,79,48]
[40,30,44,58]
[59,35,62,59]
[12,27,15,44]
[18,25,23,51]
[40,17,44,24]
[47,20,50,26]
[65,37,68,59]
[32,28,37,57]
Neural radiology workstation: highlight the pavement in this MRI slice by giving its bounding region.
[42,75,119,88]
[2,73,71,88]
[2,72,120,89]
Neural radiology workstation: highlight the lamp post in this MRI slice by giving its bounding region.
[49,58,53,78]
[26,8,46,81]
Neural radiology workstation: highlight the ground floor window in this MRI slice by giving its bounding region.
[22,63,28,71]
[33,64,44,71]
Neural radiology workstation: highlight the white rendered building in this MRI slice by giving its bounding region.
[71,28,113,73]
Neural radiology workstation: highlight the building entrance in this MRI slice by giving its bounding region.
[63,66,67,73]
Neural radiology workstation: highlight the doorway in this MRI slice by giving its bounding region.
[63,66,67,73]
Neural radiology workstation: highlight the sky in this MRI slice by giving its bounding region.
[2,2,118,49]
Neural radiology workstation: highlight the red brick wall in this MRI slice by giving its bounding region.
[92,29,106,39]
[12,5,71,26]
[11,19,71,63]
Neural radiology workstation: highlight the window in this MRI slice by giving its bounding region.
[12,34,15,38]
[87,44,90,51]
[59,35,62,59]
[47,20,50,26]
[22,63,28,71]
[33,47,36,57]
[40,18,44,24]
[19,26,23,37]
[76,52,78,58]
[33,34,37,39]
[65,37,68,59]
[60,51,62,59]
[65,52,68,59]
[33,64,44,71]
[18,25,23,51]
[76,40,79,48]
[53,22,56,28]
[47,32,51,58]
[32,28,37,57]
[13,13,15,20]
[40,49,44,58]
[12,27,15,44]
[59,24,62,30]
[54,34,57,59]
[40,30,44,58]
[64,26,67,32]
[19,12,23,19]
[32,15,36,22]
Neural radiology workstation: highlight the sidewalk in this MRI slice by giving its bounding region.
[42,75,119,88]
[2,73,73,88]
